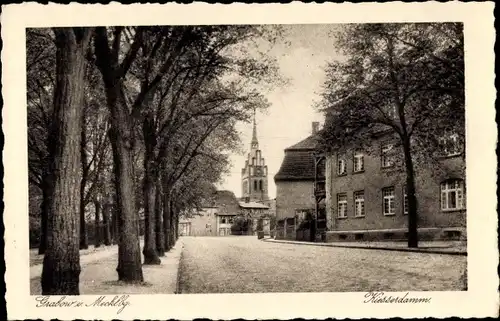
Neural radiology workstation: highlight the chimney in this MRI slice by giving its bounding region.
[312,122,320,134]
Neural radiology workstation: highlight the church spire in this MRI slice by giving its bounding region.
[251,108,259,149]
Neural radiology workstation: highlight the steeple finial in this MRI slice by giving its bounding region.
[251,108,258,148]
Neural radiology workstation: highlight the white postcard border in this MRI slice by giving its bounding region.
[2,2,498,319]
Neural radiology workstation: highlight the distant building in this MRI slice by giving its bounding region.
[241,111,269,203]
[179,207,217,237]
[214,190,241,236]
[179,190,242,237]
[239,199,271,235]
[274,122,325,240]
[179,190,276,237]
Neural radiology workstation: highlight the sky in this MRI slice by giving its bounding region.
[216,24,342,199]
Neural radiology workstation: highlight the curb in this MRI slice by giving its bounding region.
[174,242,184,294]
[262,239,467,256]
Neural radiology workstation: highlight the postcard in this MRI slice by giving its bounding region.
[2,2,497,319]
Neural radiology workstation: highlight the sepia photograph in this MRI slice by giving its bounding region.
[26,21,467,296]
[2,2,497,320]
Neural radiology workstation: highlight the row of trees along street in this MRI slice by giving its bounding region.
[27,26,283,294]
[316,23,464,248]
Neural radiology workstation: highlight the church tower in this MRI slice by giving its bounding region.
[241,111,269,202]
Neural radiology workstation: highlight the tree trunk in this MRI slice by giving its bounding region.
[402,135,419,248]
[162,186,171,252]
[155,180,165,256]
[142,164,160,265]
[41,28,91,295]
[94,200,101,248]
[79,106,89,250]
[106,85,144,282]
[169,200,175,248]
[79,202,88,249]
[102,201,112,246]
[94,27,143,282]
[38,172,51,255]
[141,108,160,264]
[111,200,118,245]
[174,210,179,241]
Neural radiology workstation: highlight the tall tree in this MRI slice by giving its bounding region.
[317,23,464,248]
[92,26,202,280]
[78,63,111,250]
[130,25,282,257]
[94,198,102,248]
[79,103,89,249]
[41,27,93,295]
[26,29,56,254]
[92,27,146,281]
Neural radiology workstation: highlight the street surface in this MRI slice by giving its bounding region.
[178,236,467,293]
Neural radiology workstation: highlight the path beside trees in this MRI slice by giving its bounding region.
[31,239,183,295]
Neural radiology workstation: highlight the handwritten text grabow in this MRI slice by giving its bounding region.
[35,295,131,314]
[364,292,432,304]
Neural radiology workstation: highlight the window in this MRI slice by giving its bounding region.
[381,143,395,168]
[403,186,408,215]
[441,179,465,210]
[337,158,346,175]
[383,187,395,215]
[354,191,365,217]
[221,218,226,224]
[259,180,263,191]
[337,193,347,218]
[440,133,461,156]
[353,151,364,172]
[254,180,257,191]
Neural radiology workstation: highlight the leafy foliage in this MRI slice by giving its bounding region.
[318,23,464,157]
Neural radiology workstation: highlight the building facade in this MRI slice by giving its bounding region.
[241,113,269,203]
[179,190,241,237]
[324,132,466,242]
[179,190,275,237]
[212,190,241,236]
[239,200,271,235]
[274,122,325,241]
[179,207,218,237]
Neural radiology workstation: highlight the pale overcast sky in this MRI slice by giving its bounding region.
[217,24,342,199]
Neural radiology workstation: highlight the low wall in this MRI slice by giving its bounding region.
[325,227,466,242]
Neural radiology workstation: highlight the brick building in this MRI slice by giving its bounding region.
[274,122,325,241]
[324,131,466,242]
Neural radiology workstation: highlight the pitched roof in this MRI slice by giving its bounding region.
[238,201,270,209]
[212,190,241,216]
[285,134,319,151]
[274,134,320,182]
